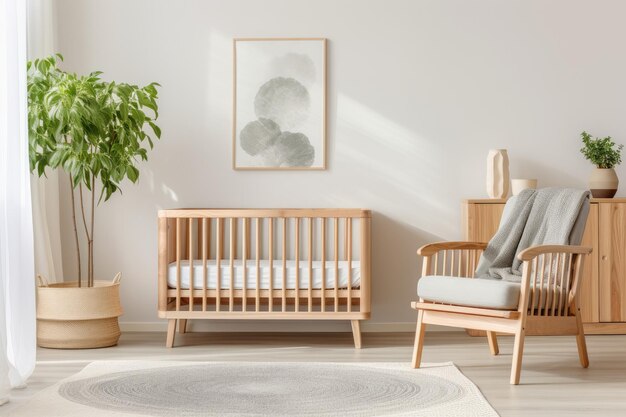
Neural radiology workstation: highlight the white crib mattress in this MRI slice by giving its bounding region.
[167,259,361,290]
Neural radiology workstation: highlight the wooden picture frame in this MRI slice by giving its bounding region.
[232,38,327,170]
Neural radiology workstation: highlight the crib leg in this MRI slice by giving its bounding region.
[178,319,188,334]
[166,319,177,348]
[351,320,362,349]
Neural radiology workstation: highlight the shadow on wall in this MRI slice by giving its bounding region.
[369,212,442,322]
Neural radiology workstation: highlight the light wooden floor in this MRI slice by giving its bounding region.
[4,331,626,416]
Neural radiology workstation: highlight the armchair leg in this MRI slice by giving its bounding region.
[486,331,499,356]
[411,310,426,368]
[510,327,526,385]
[575,309,589,368]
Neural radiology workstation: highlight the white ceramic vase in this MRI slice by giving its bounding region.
[486,149,510,198]
[589,168,619,198]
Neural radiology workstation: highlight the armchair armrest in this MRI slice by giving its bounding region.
[517,245,592,261]
[417,241,488,257]
[516,244,592,316]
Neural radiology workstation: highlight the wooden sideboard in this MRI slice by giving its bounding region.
[464,198,626,334]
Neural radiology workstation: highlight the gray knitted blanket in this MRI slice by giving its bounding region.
[475,188,590,282]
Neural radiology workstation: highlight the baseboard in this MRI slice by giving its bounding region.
[119,321,459,333]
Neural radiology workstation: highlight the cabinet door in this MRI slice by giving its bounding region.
[464,203,505,242]
[579,204,599,323]
[600,203,626,322]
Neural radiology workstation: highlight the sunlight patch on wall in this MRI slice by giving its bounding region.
[160,184,179,203]
[333,94,457,238]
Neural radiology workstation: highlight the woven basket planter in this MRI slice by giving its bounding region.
[36,277,123,349]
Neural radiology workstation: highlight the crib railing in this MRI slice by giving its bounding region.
[157,209,371,320]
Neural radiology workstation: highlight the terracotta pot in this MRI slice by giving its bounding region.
[486,149,510,198]
[589,168,619,198]
[36,278,123,349]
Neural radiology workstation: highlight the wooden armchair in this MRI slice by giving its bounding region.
[411,241,591,385]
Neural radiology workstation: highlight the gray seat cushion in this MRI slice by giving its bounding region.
[417,276,520,310]
[417,276,566,311]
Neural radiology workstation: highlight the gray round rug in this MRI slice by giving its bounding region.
[58,362,467,416]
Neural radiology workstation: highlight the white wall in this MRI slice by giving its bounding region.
[53,0,626,331]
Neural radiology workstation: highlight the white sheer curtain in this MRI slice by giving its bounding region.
[28,0,63,284]
[0,0,36,405]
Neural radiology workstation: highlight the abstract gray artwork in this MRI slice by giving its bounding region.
[234,39,326,169]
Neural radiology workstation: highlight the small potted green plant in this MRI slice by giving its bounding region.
[28,54,161,348]
[580,131,623,198]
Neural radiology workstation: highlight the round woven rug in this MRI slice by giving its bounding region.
[56,362,483,417]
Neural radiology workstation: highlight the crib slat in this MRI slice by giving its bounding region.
[347,217,352,312]
[158,218,168,312]
[434,252,439,275]
[216,219,222,312]
[321,218,326,312]
[245,218,251,263]
[268,218,274,312]
[207,220,211,263]
[442,250,448,275]
[343,218,348,261]
[242,218,248,312]
[334,217,339,312]
[282,217,287,312]
[189,218,194,312]
[202,218,207,312]
[176,218,181,311]
[256,218,260,312]
[230,218,236,311]
[295,218,300,312]
[218,217,224,263]
[308,217,313,312]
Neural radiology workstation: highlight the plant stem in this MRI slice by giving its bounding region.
[78,183,91,242]
[79,183,92,286]
[90,173,95,287]
[69,176,82,287]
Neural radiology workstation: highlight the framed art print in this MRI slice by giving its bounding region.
[233,38,327,170]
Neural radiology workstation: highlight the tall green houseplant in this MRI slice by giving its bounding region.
[28,54,161,287]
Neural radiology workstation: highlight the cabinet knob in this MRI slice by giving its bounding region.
[602,255,608,261]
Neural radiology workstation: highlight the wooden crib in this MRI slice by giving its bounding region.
[157,209,371,348]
